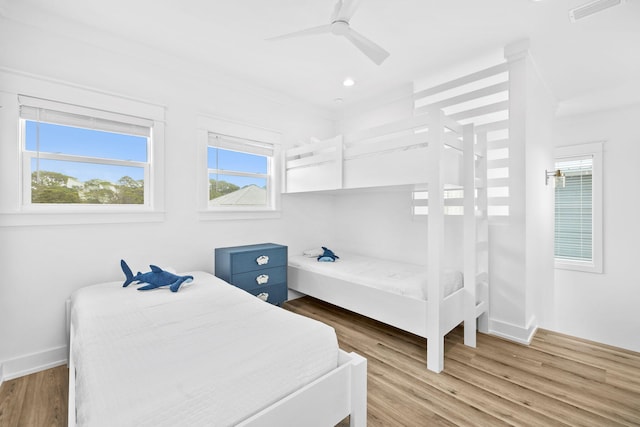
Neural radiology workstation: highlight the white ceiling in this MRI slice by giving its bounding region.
[3,0,640,115]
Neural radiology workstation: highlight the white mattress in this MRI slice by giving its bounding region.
[289,253,463,300]
[70,271,338,427]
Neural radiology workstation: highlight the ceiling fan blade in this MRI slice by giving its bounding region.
[332,0,363,22]
[331,0,343,21]
[266,24,332,41]
[343,27,390,65]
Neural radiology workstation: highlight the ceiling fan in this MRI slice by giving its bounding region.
[267,0,390,65]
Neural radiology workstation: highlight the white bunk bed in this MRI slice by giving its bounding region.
[284,108,489,373]
[67,271,367,427]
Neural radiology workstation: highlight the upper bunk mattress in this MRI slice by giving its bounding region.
[70,271,338,427]
[289,252,462,300]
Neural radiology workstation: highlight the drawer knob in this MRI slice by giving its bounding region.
[256,274,269,285]
[256,292,269,301]
[256,255,269,265]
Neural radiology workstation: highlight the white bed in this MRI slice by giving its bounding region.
[289,253,488,340]
[68,271,367,427]
[289,253,463,301]
[283,108,490,373]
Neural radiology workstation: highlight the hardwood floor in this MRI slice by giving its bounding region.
[284,297,640,427]
[0,365,67,427]
[1,296,639,426]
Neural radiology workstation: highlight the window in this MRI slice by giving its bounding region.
[197,116,281,220]
[19,96,152,208]
[0,72,165,226]
[554,142,603,273]
[207,134,272,208]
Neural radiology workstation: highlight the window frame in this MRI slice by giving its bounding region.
[0,70,165,226]
[554,142,603,273]
[197,115,281,221]
[19,98,153,211]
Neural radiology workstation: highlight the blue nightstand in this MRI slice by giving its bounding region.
[214,243,288,305]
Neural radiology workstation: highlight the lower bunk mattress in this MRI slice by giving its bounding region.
[289,252,463,300]
[69,271,339,427]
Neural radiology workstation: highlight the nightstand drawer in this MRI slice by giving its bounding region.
[229,247,287,273]
[247,283,287,305]
[231,266,286,291]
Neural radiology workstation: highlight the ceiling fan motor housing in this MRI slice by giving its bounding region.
[331,20,350,35]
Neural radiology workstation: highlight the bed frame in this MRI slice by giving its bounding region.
[67,308,367,427]
[284,108,490,373]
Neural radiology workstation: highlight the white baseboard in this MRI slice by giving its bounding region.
[0,363,4,388]
[489,316,538,345]
[2,346,68,381]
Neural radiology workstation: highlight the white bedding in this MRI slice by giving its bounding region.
[289,252,463,300]
[70,271,338,427]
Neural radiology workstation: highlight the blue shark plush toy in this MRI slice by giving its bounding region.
[121,260,193,292]
[317,246,339,262]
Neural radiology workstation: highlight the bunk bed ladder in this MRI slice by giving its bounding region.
[476,131,490,334]
[463,123,490,346]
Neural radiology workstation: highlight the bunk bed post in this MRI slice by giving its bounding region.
[462,123,477,347]
[476,131,490,334]
[426,108,445,373]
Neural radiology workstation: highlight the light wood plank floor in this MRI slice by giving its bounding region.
[285,297,640,427]
[2,296,639,426]
[0,365,67,427]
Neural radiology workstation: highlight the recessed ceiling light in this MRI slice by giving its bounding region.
[334,98,344,103]
[343,78,355,87]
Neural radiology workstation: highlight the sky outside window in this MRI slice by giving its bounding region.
[208,147,267,188]
[25,121,147,182]
[208,147,267,173]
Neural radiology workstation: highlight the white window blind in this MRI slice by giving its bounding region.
[208,133,274,157]
[554,156,593,262]
[18,95,152,137]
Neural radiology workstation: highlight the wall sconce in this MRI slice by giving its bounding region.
[545,169,565,187]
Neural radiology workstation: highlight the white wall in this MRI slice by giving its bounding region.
[336,83,414,135]
[554,104,640,352]
[325,189,464,269]
[0,15,335,379]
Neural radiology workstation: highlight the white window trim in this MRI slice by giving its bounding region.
[197,115,282,221]
[19,108,153,211]
[0,69,166,226]
[554,141,603,273]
